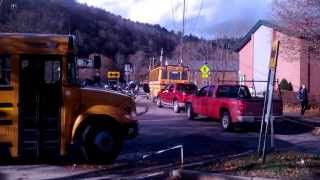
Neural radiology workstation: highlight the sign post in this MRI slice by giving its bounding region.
[257,40,280,163]
[124,64,132,85]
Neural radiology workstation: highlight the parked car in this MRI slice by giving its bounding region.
[185,84,283,131]
[156,83,197,113]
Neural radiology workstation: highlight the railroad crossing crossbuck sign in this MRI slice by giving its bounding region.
[200,64,210,79]
[107,71,120,79]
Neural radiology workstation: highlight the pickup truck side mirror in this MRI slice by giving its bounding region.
[195,91,203,96]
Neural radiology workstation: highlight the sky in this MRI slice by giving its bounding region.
[76,0,273,39]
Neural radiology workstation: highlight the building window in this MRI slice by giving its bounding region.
[0,55,11,86]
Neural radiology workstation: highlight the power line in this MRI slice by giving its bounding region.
[180,0,186,65]
[170,0,182,32]
[184,0,189,34]
[191,0,204,36]
[171,0,177,30]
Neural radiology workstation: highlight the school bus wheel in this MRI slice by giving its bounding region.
[78,118,123,164]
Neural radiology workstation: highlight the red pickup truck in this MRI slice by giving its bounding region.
[185,84,283,131]
[156,83,197,113]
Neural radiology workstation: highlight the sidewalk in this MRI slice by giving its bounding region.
[171,169,276,180]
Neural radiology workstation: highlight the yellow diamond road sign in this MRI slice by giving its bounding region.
[200,64,210,79]
[200,64,210,73]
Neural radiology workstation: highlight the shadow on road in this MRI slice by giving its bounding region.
[189,117,315,135]
[273,120,314,135]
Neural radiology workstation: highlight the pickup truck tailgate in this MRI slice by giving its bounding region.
[241,98,283,116]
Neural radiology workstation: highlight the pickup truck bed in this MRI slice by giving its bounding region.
[186,84,283,131]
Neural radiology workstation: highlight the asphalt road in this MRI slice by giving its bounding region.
[1,95,320,179]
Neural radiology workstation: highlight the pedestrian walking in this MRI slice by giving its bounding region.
[143,82,150,99]
[297,84,309,115]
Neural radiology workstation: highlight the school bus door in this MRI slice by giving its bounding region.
[19,55,62,160]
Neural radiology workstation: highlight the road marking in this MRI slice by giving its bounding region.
[145,171,165,177]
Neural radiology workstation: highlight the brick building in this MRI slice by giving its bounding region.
[237,20,320,95]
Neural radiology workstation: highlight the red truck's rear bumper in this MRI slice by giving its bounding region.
[178,102,186,108]
[237,115,282,123]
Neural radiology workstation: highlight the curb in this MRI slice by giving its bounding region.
[171,169,276,180]
[283,115,320,124]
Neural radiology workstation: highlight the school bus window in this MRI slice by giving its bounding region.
[169,71,180,80]
[44,61,61,84]
[161,69,167,79]
[182,70,188,80]
[67,56,79,85]
[0,55,11,86]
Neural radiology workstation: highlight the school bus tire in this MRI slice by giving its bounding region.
[80,121,123,164]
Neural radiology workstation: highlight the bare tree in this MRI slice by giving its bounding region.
[273,0,320,57]
[170,38,238,86]
[273,0,320,39]
[128,50,148,81]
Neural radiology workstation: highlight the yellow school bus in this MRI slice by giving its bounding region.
[0,33,138,163]
[148,65,190,100]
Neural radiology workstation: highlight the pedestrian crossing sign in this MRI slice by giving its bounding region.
[200,64,210,73]
[200,64,210,79]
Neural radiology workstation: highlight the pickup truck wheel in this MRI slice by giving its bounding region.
[156,97,162,108]
[81,123,123,164]
[187,104,196,120]
[221,112,233,131]
[173,100,180,113]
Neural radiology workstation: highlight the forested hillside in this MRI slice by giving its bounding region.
[0,0,193,60]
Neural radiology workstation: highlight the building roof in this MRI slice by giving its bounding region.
[235,20,282,52]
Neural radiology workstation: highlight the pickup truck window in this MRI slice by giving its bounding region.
[216,85,251,99]
[198,86,209,96]
[177,84,197,93]
[208,86,215,97]
[167,84,174,92]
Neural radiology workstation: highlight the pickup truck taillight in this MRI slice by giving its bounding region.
[239,102,246,114]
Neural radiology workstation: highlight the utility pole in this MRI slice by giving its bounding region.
[308,46,311,92]
[160,48,163,66]
[151,57,155,68]
[179,0,186,65]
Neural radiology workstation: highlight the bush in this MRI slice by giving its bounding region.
[279,79,293,91]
